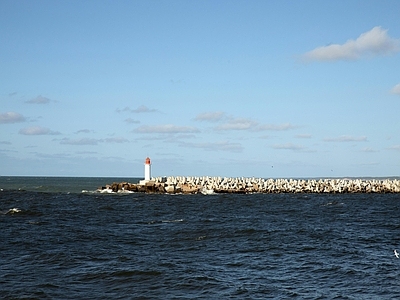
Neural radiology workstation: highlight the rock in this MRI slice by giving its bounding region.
[165,185,175,193]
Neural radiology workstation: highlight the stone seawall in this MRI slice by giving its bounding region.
[98,176,400,194]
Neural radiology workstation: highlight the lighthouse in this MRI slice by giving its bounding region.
[144,157,151,181]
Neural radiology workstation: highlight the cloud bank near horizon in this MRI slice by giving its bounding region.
[194,112,297,132]
[19,126,61,136]
[133,124,200,134]
[117,105,158,114]
[59,137,130,145]
[324,135,368,142]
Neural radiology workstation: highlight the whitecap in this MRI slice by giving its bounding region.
[117,189,134,194]
[162,219,184,223]
[323,201,344,206]
[6,208,21,214]
[98,188,114,194]
[201,187,215,195]
[82,190,97,194]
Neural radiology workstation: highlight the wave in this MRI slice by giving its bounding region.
[1,208,22,215]
[91,188,135,194]
[147,219,184,225]
[162,219,184,223]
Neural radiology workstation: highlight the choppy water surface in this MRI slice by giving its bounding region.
[1,177,400,299]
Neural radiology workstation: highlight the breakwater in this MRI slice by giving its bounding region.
[98,177,400,194]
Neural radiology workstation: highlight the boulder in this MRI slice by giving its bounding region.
[165,185,175,193]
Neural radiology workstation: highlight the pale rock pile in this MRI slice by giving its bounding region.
[98,177,400,194]
[152,176,400,194]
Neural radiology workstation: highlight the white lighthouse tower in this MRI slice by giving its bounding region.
[144,157,151,181]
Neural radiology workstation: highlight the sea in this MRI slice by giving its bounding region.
[1,176,400,299]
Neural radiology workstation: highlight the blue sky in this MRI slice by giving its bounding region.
[1,0,400,178]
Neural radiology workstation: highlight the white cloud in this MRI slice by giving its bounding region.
[215,118,257,131]
[272,143,305,151]
[303,26,400,62]
[295,134,312,139]
[76,151,98,155]
[166,134,197,141]
[25,95,52,104]
[133,105,157,113]
[361,147,378,153]
[256,123,297,131]
[324,135,368,142]
[388,145,400,151]
[104,137,129,143]
[194,112,297,132]
[33,152,72,159]
[194,112,225,122]
[390,83,400,95]
[117,105,157,113]
[59,137,129,145]
[0,112,26,124]
[75,129,93,134]
[215,118,296,132]
[124,118,140,124]
[133,124,200,134]
[60,138,100,145]
[179,140,243,153]
[19,126,60,135]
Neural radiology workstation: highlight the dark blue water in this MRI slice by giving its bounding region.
[1,177,400,299]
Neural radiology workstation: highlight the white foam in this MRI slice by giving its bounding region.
[117,189,134,194]
[99,188,114,194]
[201,187,215,195]
[6,208,21,214]
[162,219,184,223]
[82,189,100,194]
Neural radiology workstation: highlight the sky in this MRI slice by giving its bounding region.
[1,0,400,178]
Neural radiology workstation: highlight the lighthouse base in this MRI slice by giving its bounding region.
[139,179,155,186]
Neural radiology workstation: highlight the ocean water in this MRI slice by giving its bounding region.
[1,177,400,299]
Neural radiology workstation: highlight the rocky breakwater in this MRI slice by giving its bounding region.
[97,177,400,194]
[97,177,201,194]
